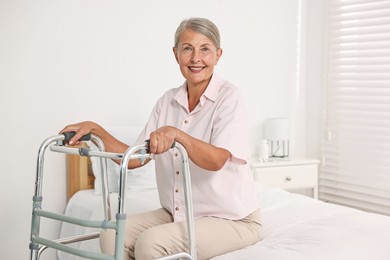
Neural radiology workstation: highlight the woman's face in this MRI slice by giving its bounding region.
[173,29,222,88]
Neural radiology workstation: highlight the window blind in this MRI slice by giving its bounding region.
[319,0,390,216]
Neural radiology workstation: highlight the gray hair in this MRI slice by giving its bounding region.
[174,18,221,49]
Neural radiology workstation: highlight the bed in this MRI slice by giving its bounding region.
[58,127,390,260]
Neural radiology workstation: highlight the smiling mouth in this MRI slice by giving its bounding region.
[188,66,205,72]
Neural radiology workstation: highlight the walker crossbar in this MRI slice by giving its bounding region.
[29,133,197,260]
[32,235,115,260]
[33,208,117,229]
[35,232,103,260]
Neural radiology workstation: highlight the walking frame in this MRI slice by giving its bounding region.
[29,132,197,260]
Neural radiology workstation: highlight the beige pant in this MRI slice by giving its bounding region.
[100,208,262,260]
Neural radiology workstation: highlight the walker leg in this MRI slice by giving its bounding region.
[114,213,126,260]
[29,245,39,260]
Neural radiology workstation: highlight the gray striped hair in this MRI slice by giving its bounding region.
[174,18,221,49]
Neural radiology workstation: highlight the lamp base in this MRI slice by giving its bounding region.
[268,140,289,158]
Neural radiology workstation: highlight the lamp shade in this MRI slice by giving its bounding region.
[264,118,289,140]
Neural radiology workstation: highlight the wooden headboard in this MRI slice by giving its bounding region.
[66,143,95,200]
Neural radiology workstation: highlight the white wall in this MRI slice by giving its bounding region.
[305,0,326,159]
[0,0,324,259]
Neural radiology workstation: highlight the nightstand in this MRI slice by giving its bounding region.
[251,159,320,198]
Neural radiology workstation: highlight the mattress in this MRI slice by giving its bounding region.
[58,183,390,260]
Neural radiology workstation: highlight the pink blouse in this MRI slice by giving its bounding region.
[136,74,258,222]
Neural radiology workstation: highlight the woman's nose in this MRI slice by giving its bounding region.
[190,50,201,63]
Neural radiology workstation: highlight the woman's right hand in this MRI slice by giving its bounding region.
[60,121,145,169]
[60,121,101,146]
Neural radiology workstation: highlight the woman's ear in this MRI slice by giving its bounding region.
[173,47,179,63]
[215,48,223,65]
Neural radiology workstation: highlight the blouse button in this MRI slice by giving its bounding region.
[175,207,179,211]
[184,120,189,124]
[176,171,179,175]
[174,153,178,157]
[175,188,179,193]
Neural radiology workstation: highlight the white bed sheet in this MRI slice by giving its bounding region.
[58,183,390,260]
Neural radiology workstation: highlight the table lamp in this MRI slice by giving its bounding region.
[264,117,290,159]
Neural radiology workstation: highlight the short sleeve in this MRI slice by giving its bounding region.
[211,87,250,164]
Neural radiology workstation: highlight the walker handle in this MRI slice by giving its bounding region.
[63,132,92,144]
[144,139,175,153]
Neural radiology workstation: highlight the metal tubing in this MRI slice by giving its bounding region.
[114,214,126,260]
[34,209,116,229]
[157,252,192,260]
[91,135,112,221]
[37,232,100,259]
[54,232,100,244]
[118,143,150,214]
[49,146,123,160]
[118,142,196,259]
[32,235,115,260]
[175,144,196,259]
[50,135,116,220]
[31,134,196,260]
[30,133,115,260]
[31,134,65,260]
[50,145,156,161]
[35,135,65,197]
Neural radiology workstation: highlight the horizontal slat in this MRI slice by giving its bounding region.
[319,188,390,209]
[319,180,390,202]
[331,73,390,81]
[321,158,390,176]
[321,174,390,188]
[321,160,390,174]
[330,41,390,51]
[319,192,390,216]
[327,119,390,130]
[321,144,390,160]
[325,128,390,138]
[331,0,390,13]
[331,33,390,44]
[329,133,390,144]
[319,183,390,202]
[320,185,390,205]
[327,80,390,87]
[321,156,390,171]
[322,146,390,156]
[320,168,390,184]
[321,136,387,148]
[331,0,390,6]
[321,150,390,163]
[330,57,390,66]
[322,0,390,216]
[335,65,390,73]
[331,0,390,10]
[334,25,390,38]
[331,48,390,58]
[320,179,390,193]
[330,87,390,93]
[331,7,390,21]
[321,153,390,165]
[327,107,390,117]
[331,16,390,30]
[329,103,390,111]
[322,157,390,172]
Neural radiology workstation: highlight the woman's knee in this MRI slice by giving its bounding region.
[99,229,116,255]
[100,229,134,260]
[134,228,171,260]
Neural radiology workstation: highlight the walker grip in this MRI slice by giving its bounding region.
[63,132,92,144]
[144,139,175,153]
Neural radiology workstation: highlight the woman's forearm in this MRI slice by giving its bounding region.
[175,129,230,171]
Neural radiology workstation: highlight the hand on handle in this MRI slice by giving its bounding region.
[63,132,92,144]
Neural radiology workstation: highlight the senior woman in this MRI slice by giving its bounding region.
[61,17,261,260]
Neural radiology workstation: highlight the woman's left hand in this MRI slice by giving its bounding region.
[149,126,177,154]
